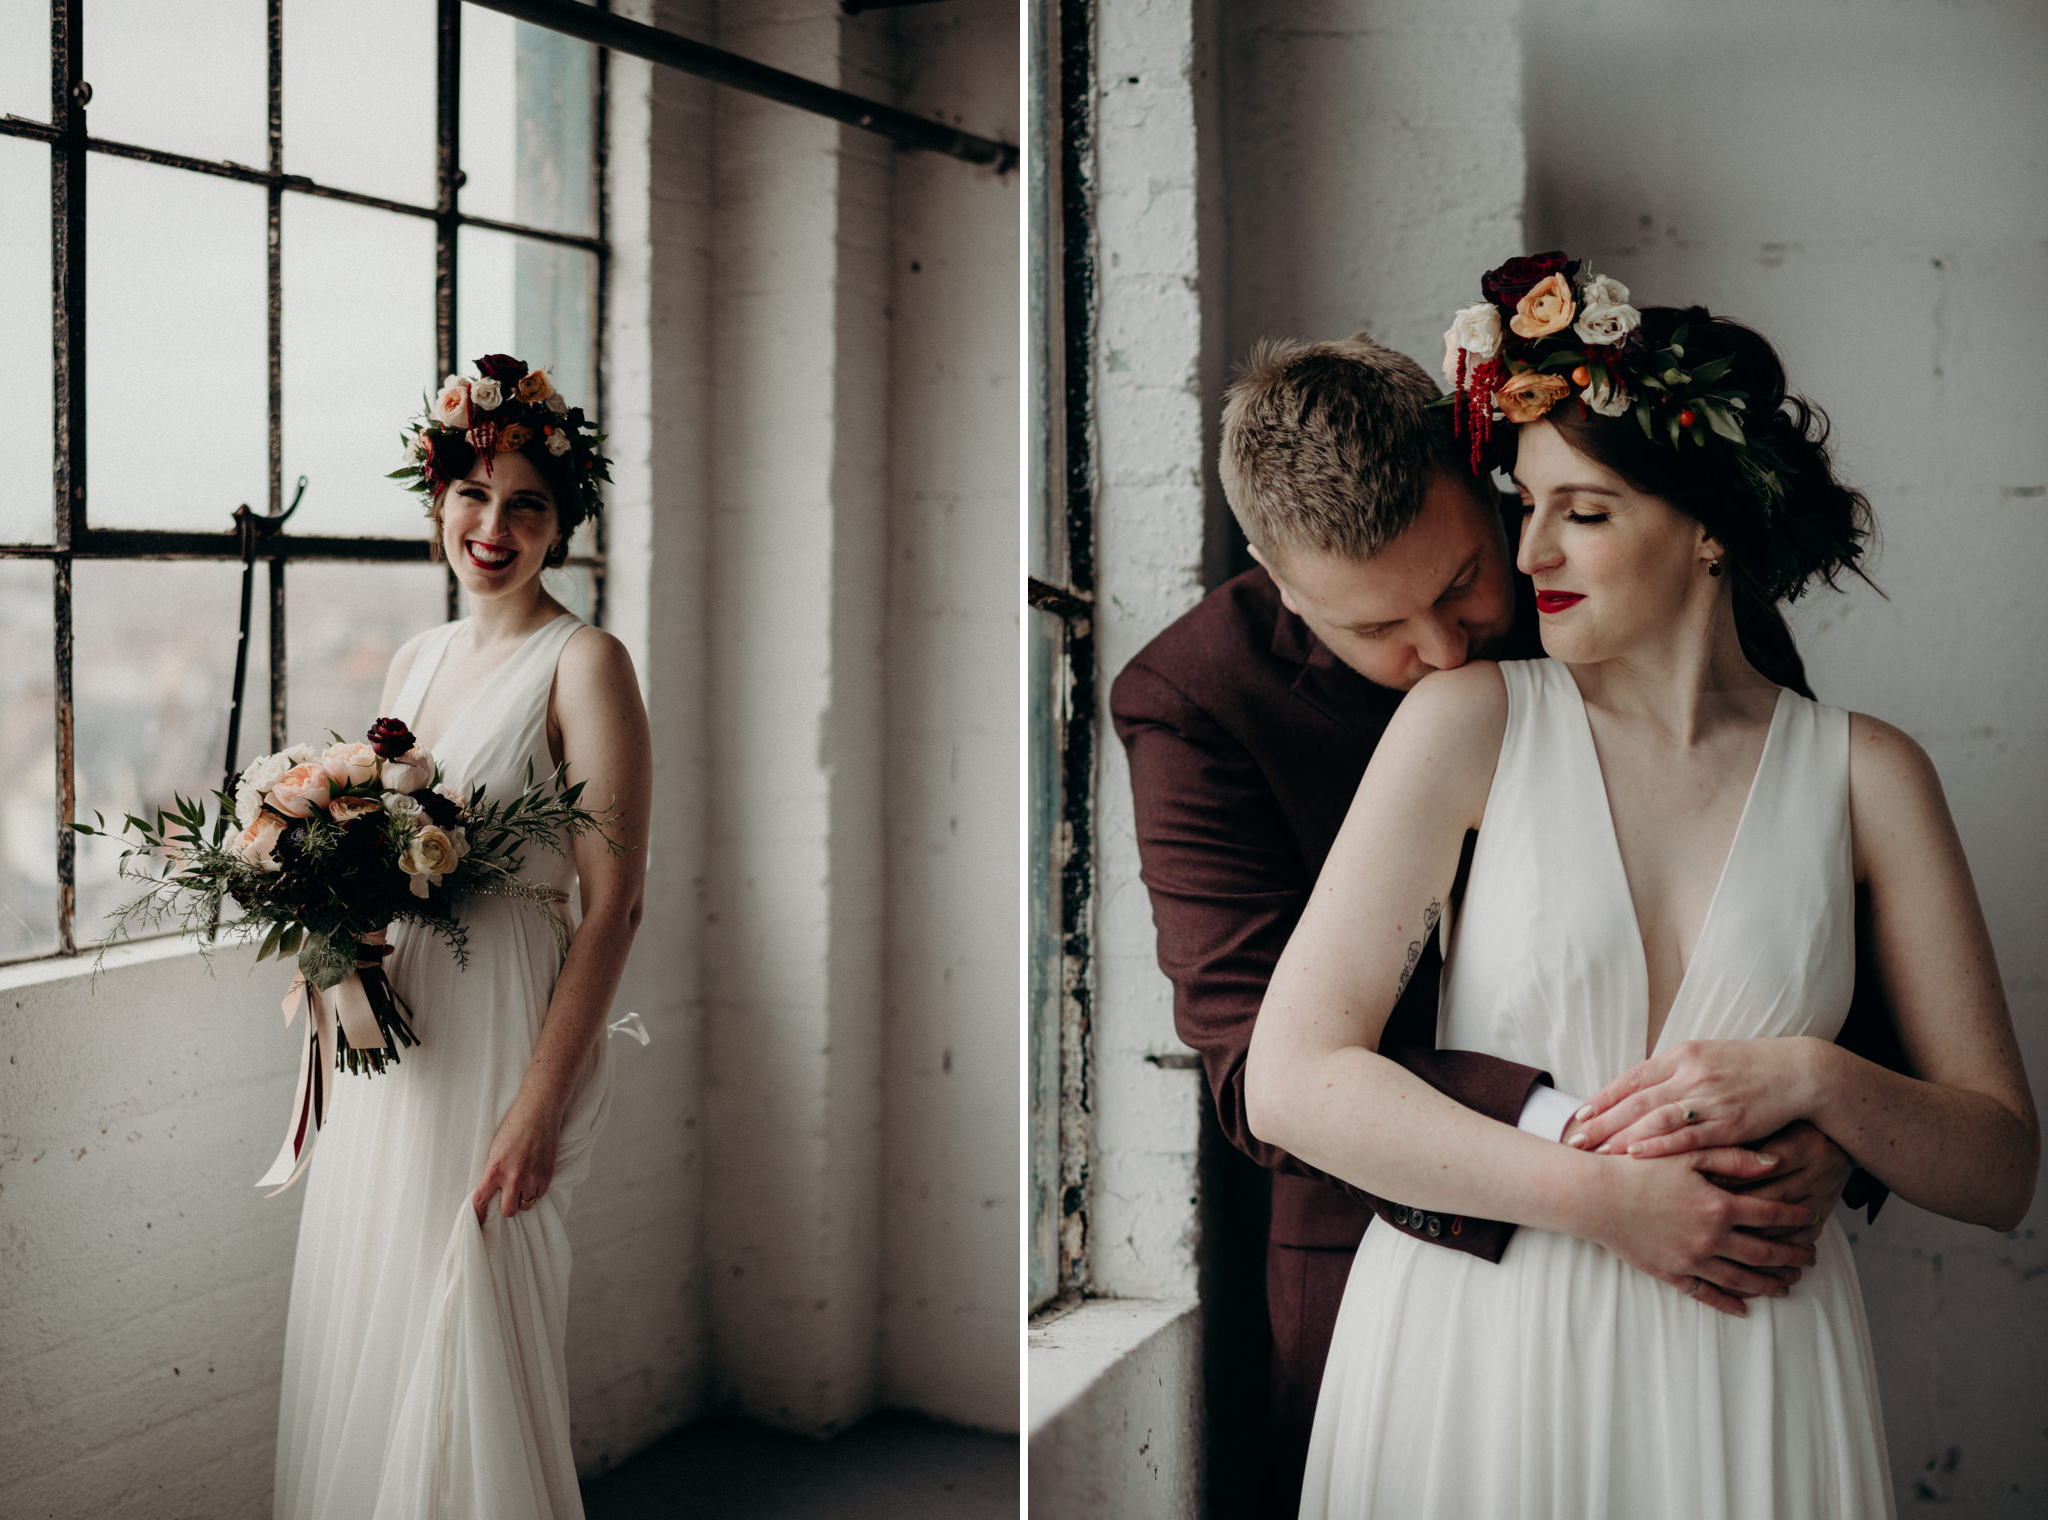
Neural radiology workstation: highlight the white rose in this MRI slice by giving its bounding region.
[237,750,293,796]
[1577,270,1631,309]
[282,743,319,766]
[404,432,427,466]
[1574,299,1641,347]
[470,377,504,411]
[1441,304,1502,381]
[546,429,571,457]
[1581,376,1632,417]
[544,393,568,415]
[382,791,426,823]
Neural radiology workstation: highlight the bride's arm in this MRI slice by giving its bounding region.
[1247,665,1816,1312]
[1573,716,2039,1231]
[472,628,653,1220]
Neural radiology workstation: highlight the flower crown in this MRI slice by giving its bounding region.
[1438,251,1788,510]
[389,354,611,526]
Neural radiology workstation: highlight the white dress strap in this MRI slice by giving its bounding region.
[393,620,466,728]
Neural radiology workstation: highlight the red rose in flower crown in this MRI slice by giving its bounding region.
[1479,250,1579,310]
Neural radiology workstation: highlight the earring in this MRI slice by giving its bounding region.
[1707,560,1722,578]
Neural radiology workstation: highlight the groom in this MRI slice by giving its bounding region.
[1112,333,1897,1516]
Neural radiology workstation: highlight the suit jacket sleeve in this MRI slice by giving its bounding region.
[1111,658,1551,1260]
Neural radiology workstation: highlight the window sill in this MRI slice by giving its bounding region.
[1027,1296,1202,1516]
[0,931,219,995]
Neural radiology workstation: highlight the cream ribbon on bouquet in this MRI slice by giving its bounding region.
[256,930,397,1194]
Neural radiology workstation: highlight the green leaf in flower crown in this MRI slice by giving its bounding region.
[1538,350,1586,372]
[1671,325,1690,349]
[1635,400,1655,440]
[1699,399,1747,445]
[1666,412,1684,448]
[1688,354,1736,386]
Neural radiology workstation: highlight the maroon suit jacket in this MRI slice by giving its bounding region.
[1111,564,1895,1259]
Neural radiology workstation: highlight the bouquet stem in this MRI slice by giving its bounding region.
[334,961,419,1075]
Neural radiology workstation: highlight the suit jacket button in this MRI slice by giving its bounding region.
[1426,1215,1443,1237]
[1392,1205,1409,1225]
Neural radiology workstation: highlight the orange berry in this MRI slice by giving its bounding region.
[1571,365,1591,387]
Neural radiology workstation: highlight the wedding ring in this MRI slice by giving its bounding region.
[519,1194,536,1209]
[1685,1276,1704,1298]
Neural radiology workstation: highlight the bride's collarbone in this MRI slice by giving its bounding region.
[408,623,557,756]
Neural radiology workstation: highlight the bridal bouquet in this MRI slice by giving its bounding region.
[73,717,613,1189]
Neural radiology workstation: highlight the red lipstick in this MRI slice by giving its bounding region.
[1535,590,1585,614]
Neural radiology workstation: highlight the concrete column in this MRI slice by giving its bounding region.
[702,0,891,1436]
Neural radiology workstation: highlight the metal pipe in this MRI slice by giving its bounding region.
[464,0,1017,174]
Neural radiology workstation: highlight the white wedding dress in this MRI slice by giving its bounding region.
[1301,659,1894,1519]
[276,612,612,1520]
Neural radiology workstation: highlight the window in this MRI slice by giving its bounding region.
[0,0,606,963]
[1027,0,1093,1312]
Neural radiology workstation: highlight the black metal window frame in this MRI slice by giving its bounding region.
[1027,0,1094,1310]
[0,0,610,962]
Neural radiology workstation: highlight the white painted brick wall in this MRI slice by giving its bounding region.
[879,0,1022,1436]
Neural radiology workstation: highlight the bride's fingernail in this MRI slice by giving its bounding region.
[1626,1143,1644,1157]
[1565,1133,1588,1149]
[1595,1144,1612,1155]
[1757,1153,1779,1167]
[1574,1104,1595,1122]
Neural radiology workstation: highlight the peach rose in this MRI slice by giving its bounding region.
[431,376,471,430]
[400,824,461,899]
[496,422,532,453]
[266,763,332,818]
[321,741,381,789]
[1495,370,1572,424]
[1509,273,1576,340]
[232,811,286,873]
[380,748,435,794]
[328,796,383,826]
[514,369,555,405]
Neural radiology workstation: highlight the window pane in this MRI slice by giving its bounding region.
[0,0,48,122]
[1028,605,1064,1307]
[72,561,271,945]
[83,0,267,166]
[281,195,438,539]
[0,561,57,961]
[459,2,597,237]
[86,156,267,530]
[0,135,52,543]
[284,561,447,744]
[283,0,436,207]
[456,225,597,424]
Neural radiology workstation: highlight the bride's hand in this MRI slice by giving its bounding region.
[1586,1147,1819,1317]
[1567,1038,1822,1159]
[472,1087,565,1222]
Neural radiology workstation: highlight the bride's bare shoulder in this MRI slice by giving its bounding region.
[1394,660,1510,746]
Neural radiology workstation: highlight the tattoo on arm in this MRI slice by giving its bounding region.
[1393,898,1444,1000]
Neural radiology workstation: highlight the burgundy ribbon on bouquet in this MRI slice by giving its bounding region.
[255,930,398,1195]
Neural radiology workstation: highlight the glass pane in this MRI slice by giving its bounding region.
[86,155,267,530]
[83,0,267,166]
[281,195,438,539]
[283,0,436,207]
[1028,605,1064,1307]
[459,2,597,236]
[284,561,447,744]
[0,135,52,543]
[0,561,58,961]
[72,561,272,945]
[456,224,597,422]
[0,0,49,122]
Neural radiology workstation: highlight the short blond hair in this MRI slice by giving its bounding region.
[1219,333,1463,562]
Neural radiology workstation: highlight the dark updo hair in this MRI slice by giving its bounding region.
[425,432,585,570]
[1521,305,1877,695]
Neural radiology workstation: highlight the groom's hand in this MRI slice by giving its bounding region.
[1699,1119,1855,1248]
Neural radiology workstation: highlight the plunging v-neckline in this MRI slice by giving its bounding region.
[406,613,574,758]
[1564,675,1790,1059]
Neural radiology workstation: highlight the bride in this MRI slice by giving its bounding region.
[275,356,651,1520]
[1245,268,2038,1518]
